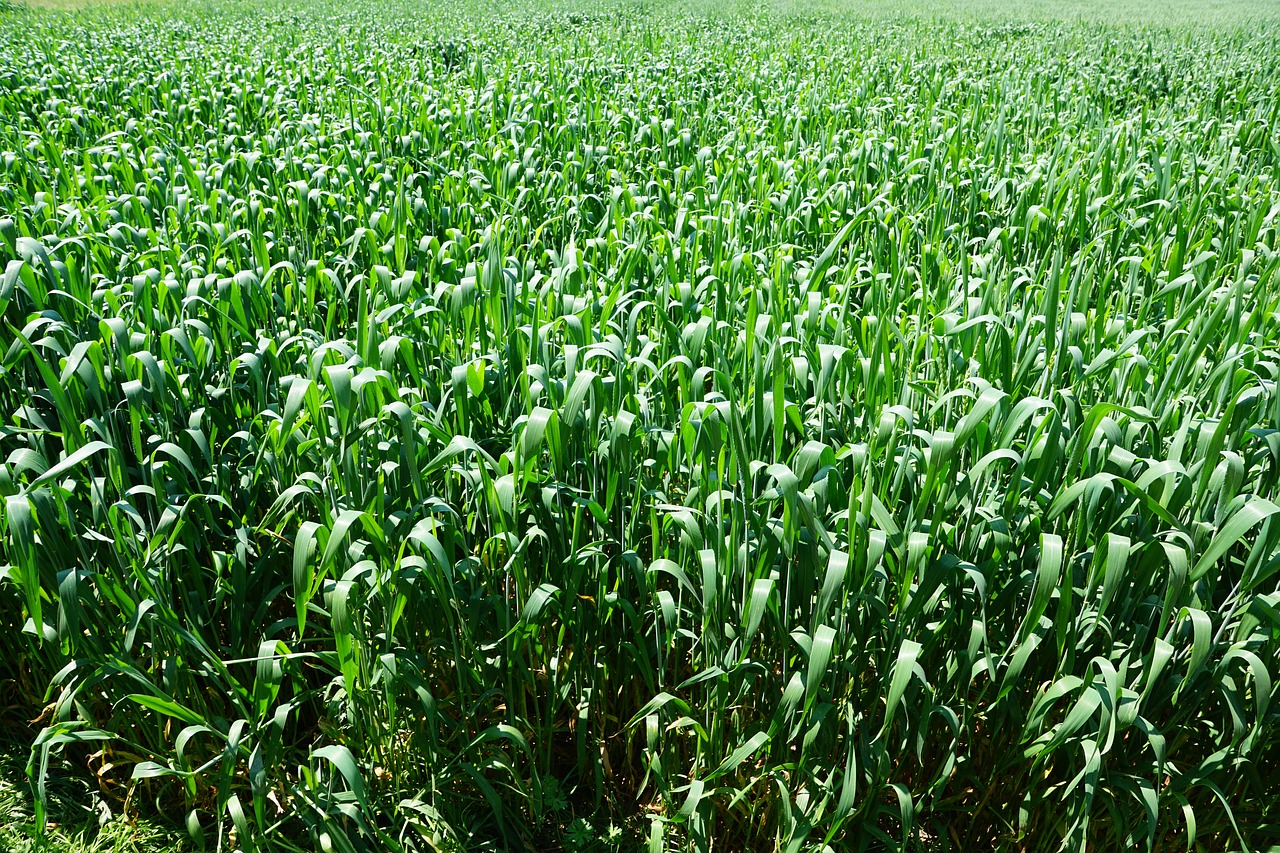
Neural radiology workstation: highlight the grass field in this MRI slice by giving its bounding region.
[11,0,1280,23]
[2,0,1280,850]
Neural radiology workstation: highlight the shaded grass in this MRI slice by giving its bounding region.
[0,754,188,853]
[0,594,184,852]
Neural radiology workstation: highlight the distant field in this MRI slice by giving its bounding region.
[3,0,1280,852]
[13,0,1280,23]
[773,0,1280,25]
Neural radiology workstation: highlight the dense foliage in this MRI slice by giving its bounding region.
[2,1,1280,850]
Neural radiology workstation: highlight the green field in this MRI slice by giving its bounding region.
[2,0,1280,850]
[11,0,1280,23]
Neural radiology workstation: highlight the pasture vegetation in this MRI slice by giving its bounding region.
[2,0,1280,850]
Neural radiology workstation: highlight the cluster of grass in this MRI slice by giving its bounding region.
[3,0,1280,850]
[0,755,187,853]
